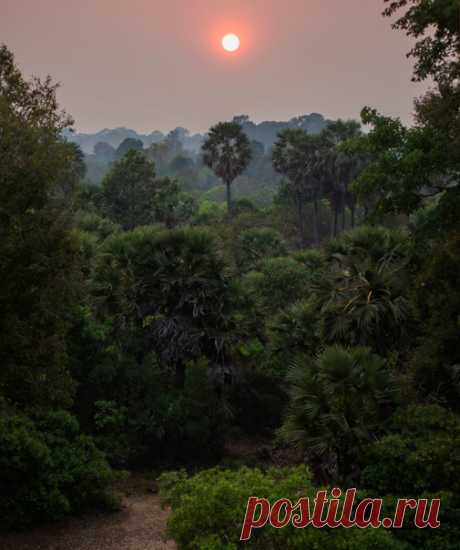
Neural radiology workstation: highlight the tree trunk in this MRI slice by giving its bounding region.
[351,201,356,229]
[296,193,307,248]
[341,193,346,232]
[226,180,233,217]
[333,204,339,238]
[313,197,320,246]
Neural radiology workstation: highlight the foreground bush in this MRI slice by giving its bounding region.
[158,466,407,549]
[362,405,460,549]
[0,410,117,529]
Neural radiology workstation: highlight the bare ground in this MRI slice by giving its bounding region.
[0,493,176,550]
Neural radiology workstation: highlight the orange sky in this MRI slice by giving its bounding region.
[1,0,427,133]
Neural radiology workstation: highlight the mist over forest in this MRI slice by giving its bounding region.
[68,114,334,210]
[68,113,330,154]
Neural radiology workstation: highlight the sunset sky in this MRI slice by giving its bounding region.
[1,0,427,134]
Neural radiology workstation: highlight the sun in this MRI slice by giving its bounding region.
[222,33,240,53]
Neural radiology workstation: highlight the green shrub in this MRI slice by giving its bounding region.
[362,405,460,495]
[361,405,460,549]
[0,410,117,529]
[158,466,408,550]
[242,257,311,314]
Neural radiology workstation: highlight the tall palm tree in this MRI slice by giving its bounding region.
[273,129,309,247]
[320,121,364,236]
[273,130,326,246]
[202,122,252,217]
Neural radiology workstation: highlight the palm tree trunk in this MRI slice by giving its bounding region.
[332,202,339,238]
[226,180,233,217]
[296,193,306,248]
[313,197,320,245]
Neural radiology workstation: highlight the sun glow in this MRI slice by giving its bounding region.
[222,33,240,52]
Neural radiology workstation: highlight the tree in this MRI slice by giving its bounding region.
[115,137,144,160]
[0,44,81,412]
[92,227,230,387]
[267,300,321,366]
[102,150,156,230]
[280,346,396,482]
[317,226,411,355]
[383,0,460,83]
[202,122,252,217]
[409,230,460,410]
[151,176,197,228]
[351,2,460,220]
[234,227,287,273]
[321,120,364,235]
[349,107,457,217]
[273,129,326,246]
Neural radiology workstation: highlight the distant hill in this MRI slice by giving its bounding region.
[66,113,331,154]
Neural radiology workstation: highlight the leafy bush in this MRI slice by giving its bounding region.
[362,405,460,549]
[0,410,117,529]
[362,404,460,495]
[242,257,311,314]
[159,466,407,549]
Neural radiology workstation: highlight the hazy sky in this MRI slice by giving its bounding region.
[1,0,427,134]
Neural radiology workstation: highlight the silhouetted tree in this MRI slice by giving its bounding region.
[202,122,252,217]
[273,129,326,246]
[0,45,81,411]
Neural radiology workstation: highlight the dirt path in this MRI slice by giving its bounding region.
[0,494,176,550]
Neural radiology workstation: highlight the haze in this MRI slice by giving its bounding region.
[1,0,426,133]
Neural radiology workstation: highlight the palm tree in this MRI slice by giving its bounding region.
[280,346,396,482]
[202,122,252,217]
[320,120,364,236]
[273,130,326,247]
[316,226,411,355]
